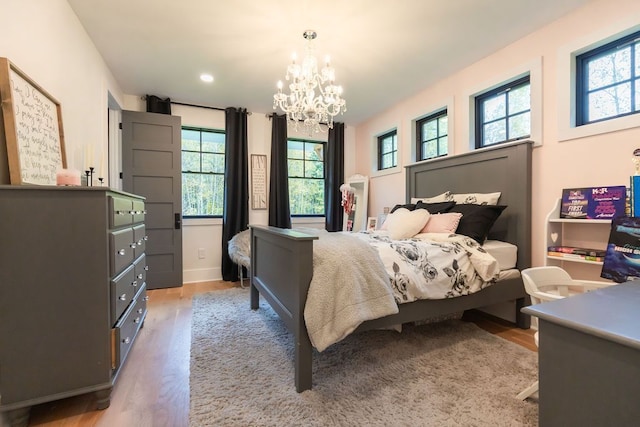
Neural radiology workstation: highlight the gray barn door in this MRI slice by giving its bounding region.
[121,110,183,289]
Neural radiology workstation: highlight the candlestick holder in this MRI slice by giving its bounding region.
[89,167,94,187]
[98,177,104,186]
[85,170,90,186]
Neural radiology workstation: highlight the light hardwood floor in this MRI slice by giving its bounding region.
[19,281,536,427]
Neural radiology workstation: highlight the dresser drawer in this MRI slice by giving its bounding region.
[110,228,135,277]
[113,285,147,371]
[132,199,146,224]
[110,264,135,325]
[133,254,147,285]
[133,224,146,259]
[109,196,134,228]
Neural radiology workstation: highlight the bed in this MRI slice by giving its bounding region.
[249,140,532,392]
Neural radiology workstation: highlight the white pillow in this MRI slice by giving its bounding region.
[410,191,452,204]
[451,192,501,205]
[382,208,430,240]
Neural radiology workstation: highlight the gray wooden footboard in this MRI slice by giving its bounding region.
[249,225,317,392]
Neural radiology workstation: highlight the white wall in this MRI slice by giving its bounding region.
[0,0,123,185]
[355,0,640,280]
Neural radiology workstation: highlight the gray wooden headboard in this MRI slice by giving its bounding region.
[405,140,532,270]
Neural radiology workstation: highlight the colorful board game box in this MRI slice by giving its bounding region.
[560,186,626,220]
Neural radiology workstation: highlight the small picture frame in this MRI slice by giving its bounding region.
[367,217,377,231]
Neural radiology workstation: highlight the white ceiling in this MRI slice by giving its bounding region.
[67,0,595,126]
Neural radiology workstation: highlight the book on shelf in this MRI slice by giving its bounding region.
[547,246,606,257]
[601,216,640,283]
[630,176,640,217]
[547,251,604,262]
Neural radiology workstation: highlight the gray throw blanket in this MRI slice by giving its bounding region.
[303,231,399,352]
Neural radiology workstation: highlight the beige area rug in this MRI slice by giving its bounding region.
[190,288,538,426]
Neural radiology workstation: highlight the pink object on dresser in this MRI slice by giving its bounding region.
[56,169,81,186]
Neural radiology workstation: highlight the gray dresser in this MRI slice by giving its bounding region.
[0,186,148,427]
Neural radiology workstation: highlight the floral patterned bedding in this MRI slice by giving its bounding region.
[350,231,501,304]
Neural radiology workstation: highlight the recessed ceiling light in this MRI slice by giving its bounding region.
[200,74,214,83]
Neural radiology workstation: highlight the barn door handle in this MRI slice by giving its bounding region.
[175,213,182,229]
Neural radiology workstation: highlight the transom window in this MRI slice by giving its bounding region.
[181,127,225,217]
[378,130,397,170]
[475,76,530,148]
[576,30,640,126]
[288,139,325,216]
[417,110,448,160]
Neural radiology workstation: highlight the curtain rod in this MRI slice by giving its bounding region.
[141,96,251,114]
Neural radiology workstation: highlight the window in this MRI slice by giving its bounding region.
[417,110,448,160]
[288,139,324,216]
[181,127,225,217]
[475,76,530,148]
[378,130,397,170]
[576,30,640,126]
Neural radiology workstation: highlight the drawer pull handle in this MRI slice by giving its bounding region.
[118,249,126,256]
[130,243,137,249]
[144,235,148,241]
[137,273,143,279]
[116,210,126,216]
[143,210,147,214]
[132,280,138,287]
[134,317,141,324]
[119,293,127,301]
[123,337,130,344]
[137,239,143,245]
[137,308,144,314]
[144,265,149,271]
[129,210,135,215]
[143,296,149,302]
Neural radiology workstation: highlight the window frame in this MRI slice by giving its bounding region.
[475,75,531,149]
[287,137,326,218]
[181,126,225,219]
[377,130,398,170]
[416,109,448,161]
[575,29,640,127]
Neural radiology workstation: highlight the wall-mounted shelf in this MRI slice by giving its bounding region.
[545,198,613,282]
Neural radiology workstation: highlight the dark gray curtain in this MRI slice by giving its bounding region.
[145,95,171,114]
[268,114,291,228]
[325,122,345,231]
[221,107,249,281]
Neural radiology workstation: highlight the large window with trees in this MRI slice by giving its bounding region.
[377,130,397,170]
[288,138,325,216]
[475,76,530,148]
[417,110,448,160]
[576,30,640,126]
[181,127,225,217]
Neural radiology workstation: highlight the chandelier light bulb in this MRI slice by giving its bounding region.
[272,30,346,134]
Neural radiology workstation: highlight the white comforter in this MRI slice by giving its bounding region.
[302,229,500,352]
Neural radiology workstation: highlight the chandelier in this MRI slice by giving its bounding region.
[273,30,346,134]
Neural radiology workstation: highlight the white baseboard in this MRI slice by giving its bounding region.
[183,267,221,284]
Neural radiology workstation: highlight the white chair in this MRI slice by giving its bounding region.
[516,266,612,400]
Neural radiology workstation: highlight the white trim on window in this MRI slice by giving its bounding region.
[557,21,640,142]
[462,57,542,149]
[410,96,454,162]
[370,126,401,178]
